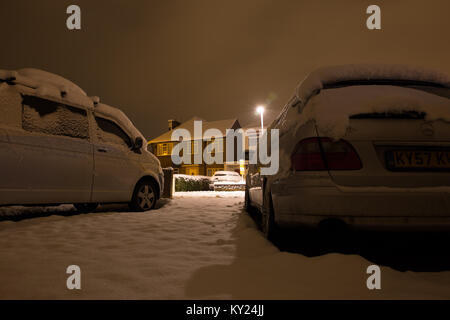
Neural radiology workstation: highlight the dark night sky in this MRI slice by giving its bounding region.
[0,0,449,139]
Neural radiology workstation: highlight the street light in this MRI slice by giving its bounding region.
[256,105,265,132]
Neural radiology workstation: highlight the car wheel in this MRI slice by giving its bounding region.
[244,186,250,209]
[73,203,99,213]
[261,192,278,241]
[130,180,158,212]
[244,186,255,212]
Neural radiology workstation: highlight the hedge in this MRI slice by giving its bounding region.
[174,174,211,192]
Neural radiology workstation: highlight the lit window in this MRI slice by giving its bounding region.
[158,143,172,156]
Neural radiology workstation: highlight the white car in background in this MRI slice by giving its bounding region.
[245,64,450,239]
[0,68,163,212]
[210,171,242,189]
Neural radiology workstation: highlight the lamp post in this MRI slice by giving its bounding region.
[256,105,265,132]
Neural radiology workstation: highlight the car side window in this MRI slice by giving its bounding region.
[95,116,131,149]
[22,95,89,140]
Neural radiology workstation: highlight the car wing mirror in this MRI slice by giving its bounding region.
[132,137,143,151]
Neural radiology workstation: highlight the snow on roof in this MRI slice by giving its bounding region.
[213,171,240,175]
[95,103,146,142]
[150,116,204,143]
[149,117,240,143]
[174,174,211,181]
[296,64,450,103]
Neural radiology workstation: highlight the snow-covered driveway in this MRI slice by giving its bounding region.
[0,191,450,299]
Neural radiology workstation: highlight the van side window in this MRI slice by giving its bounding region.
[22,95,89,140]
[0,84,22,128]
[95,117,131,148]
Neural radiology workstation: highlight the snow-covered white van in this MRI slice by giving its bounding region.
[0,68,163,212]
[246,64,450,238]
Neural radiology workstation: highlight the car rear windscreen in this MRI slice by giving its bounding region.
[325,80,450,99]
[324,80,449,119]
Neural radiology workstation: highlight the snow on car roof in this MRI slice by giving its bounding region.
[18,68,87,96]
[296,64,450,103]
[0,68,146,143]
[0,68,93,108]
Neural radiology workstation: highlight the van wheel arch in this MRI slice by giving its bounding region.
[129,177,160,212]
[133,176,161,200]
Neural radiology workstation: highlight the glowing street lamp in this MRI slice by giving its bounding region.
[256,105,265,132]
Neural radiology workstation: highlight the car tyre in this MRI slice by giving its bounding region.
[244,176,258,213]
[130,180,158,212]
[261,192,279,241]
[73,203,99,213]
[244,186,253,211]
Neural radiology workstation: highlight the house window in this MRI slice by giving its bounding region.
[185,166,200,176]
[157,143,172,156]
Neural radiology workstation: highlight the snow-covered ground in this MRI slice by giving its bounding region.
[0,191,450,299]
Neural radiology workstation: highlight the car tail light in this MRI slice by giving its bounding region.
[291,137,362,171]
[321,138,362,170]
[291,138,327,171]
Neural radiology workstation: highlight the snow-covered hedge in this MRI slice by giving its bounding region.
[213,182,245,191]
[174,174,211,192]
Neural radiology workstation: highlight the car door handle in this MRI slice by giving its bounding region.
[97,147,108,153]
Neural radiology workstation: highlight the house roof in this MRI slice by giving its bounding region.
[149,117,241,143]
